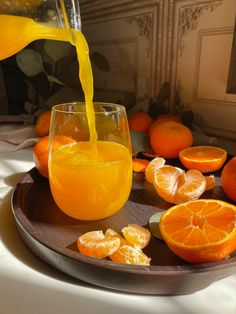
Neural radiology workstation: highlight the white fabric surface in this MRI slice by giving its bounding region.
[0,124,38,152]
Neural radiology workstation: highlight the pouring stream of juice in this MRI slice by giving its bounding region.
[0,13,98,151]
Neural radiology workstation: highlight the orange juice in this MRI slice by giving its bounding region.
[49,141,132,220]
[0,15,70,60]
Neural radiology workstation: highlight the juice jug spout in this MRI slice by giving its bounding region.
[0,0,82,59]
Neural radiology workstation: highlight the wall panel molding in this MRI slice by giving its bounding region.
[80,0,236,139]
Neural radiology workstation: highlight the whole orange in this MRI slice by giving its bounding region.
[128,111,153,133]
[35,110,52,137]
[33,135,76,177]
[150,121,193,158]
[221,156,236,202]
[148,114,181,137]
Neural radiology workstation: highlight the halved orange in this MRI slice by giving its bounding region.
[159,199,236,263]
[179,146,227,173]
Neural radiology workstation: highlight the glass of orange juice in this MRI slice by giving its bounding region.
[48,102,133,221]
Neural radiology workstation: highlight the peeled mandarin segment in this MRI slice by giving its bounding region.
[159,199,236,263]
[105,228,122,238]
[121,224,151,249]
[153,165,184,203]
[174,169,206,204]
[145,157,166,184]
[110,244,151,266]
[132,158,149,173]
[77,230,121,259]
[105,228,130,246]
[179,146,227,173]
[204,175,215,191]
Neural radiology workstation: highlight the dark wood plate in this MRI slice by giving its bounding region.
[11,167,236,295]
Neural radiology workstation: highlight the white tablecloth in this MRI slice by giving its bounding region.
[0,148,235,314]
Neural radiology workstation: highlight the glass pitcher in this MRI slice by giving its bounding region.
[0,0,81,60]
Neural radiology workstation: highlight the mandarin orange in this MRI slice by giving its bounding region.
[221,156,236,202]
[35,110,51,137]
[159,199,236,263]
[33,135,76,177]
[128,111,154,133]
[150,121,193,158]
[179,146,227,173]
[148,114,181,137]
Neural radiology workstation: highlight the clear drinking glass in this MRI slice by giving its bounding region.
[0,0,81,60]
[48,102,133,221]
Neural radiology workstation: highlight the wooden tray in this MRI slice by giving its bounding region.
[11,167,236,295]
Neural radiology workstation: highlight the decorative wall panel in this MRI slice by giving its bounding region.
[171,0,236,139]
[81,0,236,139]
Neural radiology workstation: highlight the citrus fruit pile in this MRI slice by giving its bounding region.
[77,224,151,266]
[128,112,193,158]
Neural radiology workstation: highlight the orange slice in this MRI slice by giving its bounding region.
[159,199,236,263]
[179,146,227,173]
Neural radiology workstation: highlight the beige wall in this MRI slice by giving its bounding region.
[80,0,236,140]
